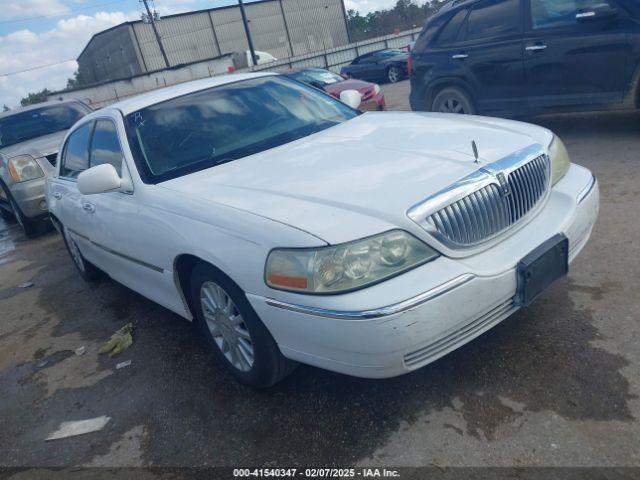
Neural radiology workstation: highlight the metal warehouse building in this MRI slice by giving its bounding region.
[77,0,350,85]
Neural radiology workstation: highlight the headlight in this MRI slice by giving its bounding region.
[548,135,570,186]
[265,230,439,294]
[373,84,381,95]
[8,155,44,183]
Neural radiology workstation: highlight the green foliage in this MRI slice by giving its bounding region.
[66,69,86,90]
[20,89,52,107]
[347,0,447,41]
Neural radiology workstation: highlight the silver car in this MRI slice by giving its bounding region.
[0,100,91,235]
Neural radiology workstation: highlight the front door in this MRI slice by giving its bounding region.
[523,0,629,109]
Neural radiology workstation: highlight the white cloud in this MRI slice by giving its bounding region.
[3,0,69,21]
[0,11,138,108]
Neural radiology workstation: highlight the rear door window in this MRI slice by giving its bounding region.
[60,122,92,179]
[466,0,521,41]
[437,9,469,46]
[89,120,123,176]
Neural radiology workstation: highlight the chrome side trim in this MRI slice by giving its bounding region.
[68,228,164,273]
[265,274,475,320]
[577,175,596,205]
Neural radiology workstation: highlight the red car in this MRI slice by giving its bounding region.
[285,68,386,111]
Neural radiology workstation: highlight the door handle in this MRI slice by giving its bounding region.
[452,54,469,60]
[576,11,596,19]
[525,44,548,52]
[82,202,96,214]
[52,192,63,200]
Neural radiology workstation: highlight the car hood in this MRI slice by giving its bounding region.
[0,130,68,159]
[160,112,553,244]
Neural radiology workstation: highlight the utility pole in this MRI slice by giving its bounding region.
[141,0,170,68]
[238,0,258,67]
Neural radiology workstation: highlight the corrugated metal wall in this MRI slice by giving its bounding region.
[78,0,349,82]
[77,26,145,84]
[281,0,349,56]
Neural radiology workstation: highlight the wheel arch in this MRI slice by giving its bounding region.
[173,253,246,321]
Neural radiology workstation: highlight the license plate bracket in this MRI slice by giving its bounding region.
[516,234,569,307]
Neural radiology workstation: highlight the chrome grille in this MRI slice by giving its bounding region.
[426,154,550,247]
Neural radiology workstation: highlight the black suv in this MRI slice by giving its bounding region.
[410,0,640,116]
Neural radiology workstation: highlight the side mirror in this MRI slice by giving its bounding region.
[576,4,617,22]
[340,90,362,110]
[78,164,121,195]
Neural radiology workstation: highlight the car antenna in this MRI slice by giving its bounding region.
[472,140,479,164]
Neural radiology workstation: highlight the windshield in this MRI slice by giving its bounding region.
[289,69,345,87]
[125,76,360,184]
[0,103,89,148]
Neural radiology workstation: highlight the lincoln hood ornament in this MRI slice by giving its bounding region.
[472,140,479,164]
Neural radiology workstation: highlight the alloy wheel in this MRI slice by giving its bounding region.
[388,67,400,83]
[200,281,255,372]
[439,98,466,114]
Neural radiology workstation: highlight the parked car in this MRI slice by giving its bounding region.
[410,0,640,116]
[0,100,91,235]
[46,73,598,388]
[341,49,409,84]
[285,67,386,111]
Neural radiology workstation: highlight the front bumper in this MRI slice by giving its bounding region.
[247,164,599,378]
[9,176,49,219]
[361,92,386,111]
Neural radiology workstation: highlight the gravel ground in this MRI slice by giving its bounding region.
[0,80,639,473]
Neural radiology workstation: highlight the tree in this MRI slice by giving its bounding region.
[66,69,86,90]
[347,0,444,42]
[20,88,52,107]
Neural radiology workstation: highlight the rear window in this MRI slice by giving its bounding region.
[466,0,520,40]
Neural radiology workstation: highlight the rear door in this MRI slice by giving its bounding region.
[452,0,527,113]
[523,0,629,109]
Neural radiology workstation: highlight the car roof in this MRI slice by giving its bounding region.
[101,72,277,116]
[0,99,84,120]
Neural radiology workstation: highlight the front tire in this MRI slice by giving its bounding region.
[190,263,296,388]
[0,205,14,222]
[387,66,402,84]
[431,87,476,115]
[61,224,102,282]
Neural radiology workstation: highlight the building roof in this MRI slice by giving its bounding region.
[94,72,276,115]
[77,0,280,62]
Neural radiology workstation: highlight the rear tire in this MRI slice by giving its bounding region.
[61,224,102,282]
[190,262,296,388]
[431,87,476,115]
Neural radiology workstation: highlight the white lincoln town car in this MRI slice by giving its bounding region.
[46,73,599,387]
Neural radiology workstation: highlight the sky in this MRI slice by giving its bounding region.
[0,0,404,108]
